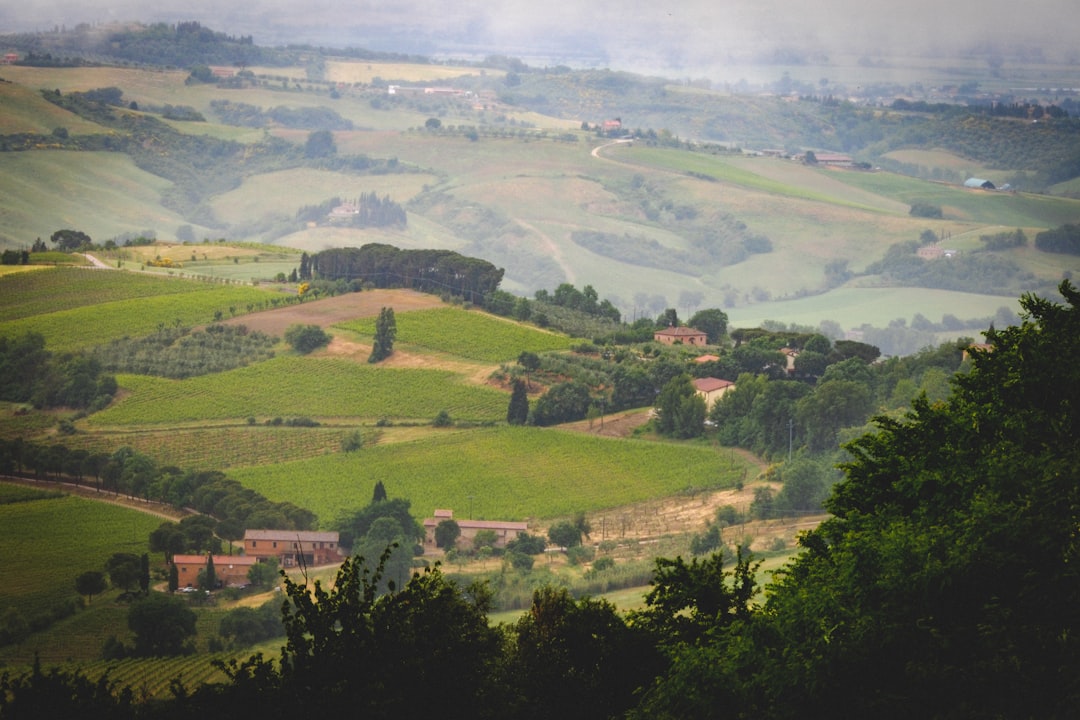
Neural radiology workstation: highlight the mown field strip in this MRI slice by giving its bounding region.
[0,266,213,322]
[1,283,279,352]
[64,425,365,470]
[338,306,577,362]
[88,356,508,426]
[229,425,758,526]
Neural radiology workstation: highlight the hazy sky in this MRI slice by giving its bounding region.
[2,0,1075,74]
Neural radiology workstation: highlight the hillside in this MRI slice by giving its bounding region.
[1,43,1079,337]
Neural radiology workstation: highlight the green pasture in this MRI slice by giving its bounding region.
[0,266,216,322]
[338,307,577,362]
[229,425,757,525]
[882,149,1001,180]
[64,424,370,470]
[88,356,508,426]
[0,281,277,352]
[0,80,109,135]
[615,146,884,212]
[726,286,1022,332]
[208,167,438,239]
[826,171,1080,227]
[0,492,161,621]
[0,151,187,248]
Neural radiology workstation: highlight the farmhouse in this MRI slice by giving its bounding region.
[654,326,708,346]
[778,347,800,373]
[814,152,854,167]
[243,529,343,568]
[172,554,258,588]
[423,509,528,551]
[692,377,735,409]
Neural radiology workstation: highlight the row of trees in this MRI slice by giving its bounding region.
[311,245,505,304]
[0,441,316,532]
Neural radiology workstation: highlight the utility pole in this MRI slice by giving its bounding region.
[788,417,794,462]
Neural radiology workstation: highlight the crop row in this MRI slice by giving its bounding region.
[65,425,364,470]
[0,495,163,618]
[89,356,509,426]
[1,285,278,352]
[229,425,758,526]
[0,266,217,322]
[338,307,576,362]
[75,653,232,699]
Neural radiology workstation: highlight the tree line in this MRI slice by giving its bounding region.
[0,441,316,533]
[310,244,505,304]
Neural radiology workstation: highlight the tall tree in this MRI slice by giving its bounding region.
[127,593,197,657]
[368,306,396,363]
[654,374,706,439]
[507,378,529,425]
[75,570,107,603]
[688,308,728,343]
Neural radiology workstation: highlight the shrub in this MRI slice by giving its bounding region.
[284,324,330,354]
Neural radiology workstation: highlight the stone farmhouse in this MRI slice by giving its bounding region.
[243,529,343,568]
[654,326,708,346]
[172,553,258,589]
[423,509,528,551]
[692,377,735,409]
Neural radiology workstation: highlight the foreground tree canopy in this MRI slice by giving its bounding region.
[3,283,1079,718]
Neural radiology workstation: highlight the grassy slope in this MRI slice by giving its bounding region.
[0,279,277,352]
[0,151,187,244]
[87,356,509,425]
[338,307,577,362]
[3,62,1080,329]
[229,425,757,525]
[0,493,162,620]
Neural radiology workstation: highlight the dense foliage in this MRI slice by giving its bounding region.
[0,332,117,410]
[1035,223,1080,254]
[312,244,504,304]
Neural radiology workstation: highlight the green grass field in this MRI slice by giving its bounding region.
[0,151,187,244]
[63,424,372,470]
[0,493,162,620]
[338,307,577,361]
[229,425,757,526]
[88,355,509,425]
[0,280,279,352]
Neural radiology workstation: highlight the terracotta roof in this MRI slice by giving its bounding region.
[694,354,721,363]
[655,326,706,338]
[173,554,257,566]
[692,377,734,393]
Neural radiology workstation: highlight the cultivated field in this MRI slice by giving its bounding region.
[228,425,758,526]
[338,306,577,362]
[0,492,163,620]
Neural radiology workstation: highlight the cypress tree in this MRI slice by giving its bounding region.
[507,379,529,425]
